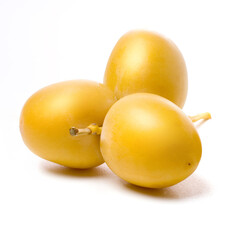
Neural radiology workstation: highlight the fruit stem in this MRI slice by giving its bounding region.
[69,123,102,136]
[189,112,212,122]
[69,113,212,136]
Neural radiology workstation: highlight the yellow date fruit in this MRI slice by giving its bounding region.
[20,80,116,168]
[104,30,188,108]
[100,93,202,188]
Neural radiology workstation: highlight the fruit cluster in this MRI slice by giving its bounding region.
[20,30,211,188]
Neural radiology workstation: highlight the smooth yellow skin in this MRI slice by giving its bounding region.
[104,30,188,108]
[100,93,202,188]
[20,80,116,168]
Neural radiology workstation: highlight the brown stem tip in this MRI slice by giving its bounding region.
[69,124,102,136]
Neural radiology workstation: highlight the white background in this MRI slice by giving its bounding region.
[0,0,239,239]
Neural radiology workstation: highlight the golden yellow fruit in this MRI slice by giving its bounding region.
[100,93,202,188]
[20,80,116,168]
[104,30,188,108]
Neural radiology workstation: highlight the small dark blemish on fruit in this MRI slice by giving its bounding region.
[188,162,191,166]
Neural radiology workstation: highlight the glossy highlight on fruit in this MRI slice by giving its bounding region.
[20,80,116,168]
[104,30,188,108]
[100,93,202,188]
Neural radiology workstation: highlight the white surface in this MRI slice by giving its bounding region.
[0,0,239,239]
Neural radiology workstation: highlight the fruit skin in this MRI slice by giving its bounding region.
[20,80,116,168]
[100,93,201,188]
[104,30,188,108]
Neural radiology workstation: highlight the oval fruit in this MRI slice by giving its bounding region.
[20,80,116,168]
[104,30,188,108]
[100,93,202,188]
